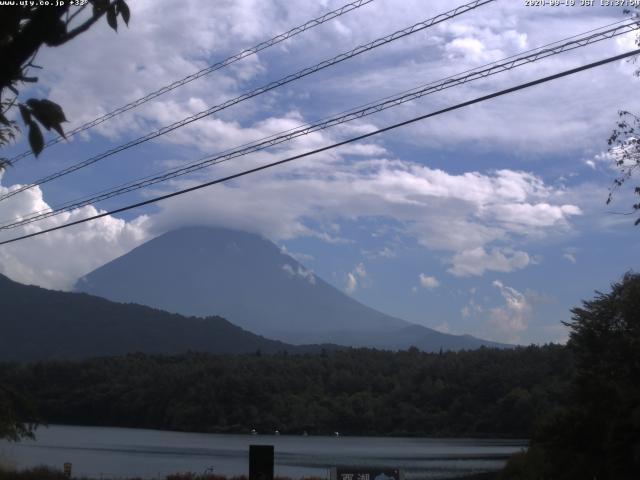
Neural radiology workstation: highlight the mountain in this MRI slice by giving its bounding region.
[75,226,508,351]
[0,274,320,362]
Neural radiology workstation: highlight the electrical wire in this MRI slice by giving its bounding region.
[2,19,636,230]
[1,48,637,246]
[0,0,495,203]
[7,0,376,164]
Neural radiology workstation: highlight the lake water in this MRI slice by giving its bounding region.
[0,425,526,480]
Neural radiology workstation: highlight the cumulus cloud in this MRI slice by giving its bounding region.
[16,0,637,161]
[146,157,582,266]
[461,298,483,318]
[489,280,532,343]
[282,263,316,285]
[419,273,440,289]
[0,0,619,297]
[279,244,314,264]
[362,245,396,259]
[448,247,531,277]
[0,126,582,293]
[0,178,149,290]
[345,262,367,294]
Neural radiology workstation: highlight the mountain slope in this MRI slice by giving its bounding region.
[0,274,314,362]
[75,226,508,351]
[76,226,409,339]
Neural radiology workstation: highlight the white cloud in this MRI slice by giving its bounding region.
[0,178,149,290]
[419,273,440,289]
[0,0,624,299]
[461,298,483,318]
[363,245,396,259]
[15,0,636,159]
[280,244,314,264]
[563,253,576,264]
[445,37,490,60]
[144,156,582,268]
[489,280,532,343]
[583,150,622,172]
[448,247,531,277]
[282,263,295,276]
[345,262,367,294]
[345,272,358,294]
[282,263,316,285]
[0,119,583,292]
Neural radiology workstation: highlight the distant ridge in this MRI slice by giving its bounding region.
[0,274,327,362]
[75,226,509,351]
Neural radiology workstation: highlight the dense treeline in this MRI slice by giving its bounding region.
[0,344,571,438]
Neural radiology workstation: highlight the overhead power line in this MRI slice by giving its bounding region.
[7,0,375,164]
[1,48,638,247]
[0,0,495,203]
[2,19,637,231]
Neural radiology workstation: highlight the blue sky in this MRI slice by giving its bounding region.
[1,0,639,344]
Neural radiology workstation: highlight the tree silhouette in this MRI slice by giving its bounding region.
[0,0,130,169]
[0,384,38,441]
[607,8,640,225]
[502,272,640,479]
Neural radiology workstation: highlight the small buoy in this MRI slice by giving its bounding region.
[274,430,280,435]
[334,431,340,437]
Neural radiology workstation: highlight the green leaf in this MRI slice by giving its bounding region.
[18,104,31,125]
[106,4,118,31]
[117,0,130,26]
[42,18,67,46]
[26,99,67,139]
[91,0,109,14]
[28,123,44,157]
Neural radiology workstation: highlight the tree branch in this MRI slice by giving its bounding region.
[66,4,88,26]
[47,6,109,46]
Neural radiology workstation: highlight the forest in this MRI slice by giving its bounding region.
[2,273,639,479]
[0,344,570,438]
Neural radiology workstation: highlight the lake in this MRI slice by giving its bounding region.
[0,425,526,480]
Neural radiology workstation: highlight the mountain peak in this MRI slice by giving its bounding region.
[76,226,507,351]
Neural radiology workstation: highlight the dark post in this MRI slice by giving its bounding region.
[249,444,274,480]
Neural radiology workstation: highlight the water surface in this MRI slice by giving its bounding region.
[0,425,526,480]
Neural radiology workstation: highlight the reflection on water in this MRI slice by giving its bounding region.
[0,425,527,480]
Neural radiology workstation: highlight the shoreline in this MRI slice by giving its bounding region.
[18,423,531,443]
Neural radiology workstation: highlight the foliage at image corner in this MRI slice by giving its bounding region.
[0,0,130,171]
[500,272,640,480]
[607,7,640,225]
[0,384,39,442]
